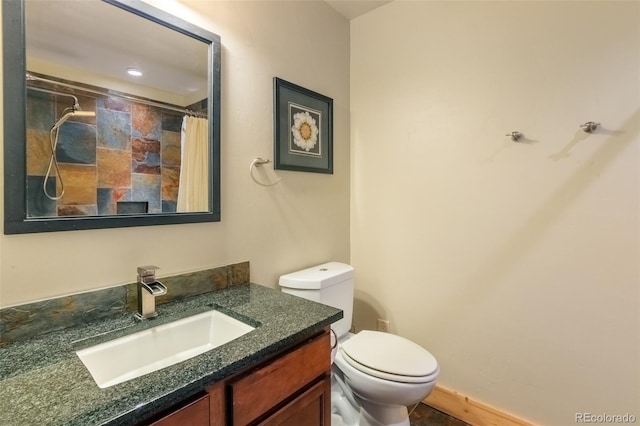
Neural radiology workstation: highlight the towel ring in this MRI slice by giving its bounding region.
[250,158,281,187]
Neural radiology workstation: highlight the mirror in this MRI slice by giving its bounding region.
[3,0,221,234]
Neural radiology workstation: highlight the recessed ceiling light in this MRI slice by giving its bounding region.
[127,67,143,77]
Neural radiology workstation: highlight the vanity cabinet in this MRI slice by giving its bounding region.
[229,328,331,425]
[143,328,331,426]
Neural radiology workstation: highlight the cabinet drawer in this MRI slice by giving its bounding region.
[230,331,330,425]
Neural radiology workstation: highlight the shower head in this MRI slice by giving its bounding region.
[51,110,96,132]
[69,111,95,117]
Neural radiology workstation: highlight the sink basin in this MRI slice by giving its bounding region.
[76,310,255,388]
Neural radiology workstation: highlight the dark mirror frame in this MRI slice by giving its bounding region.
[3,0,221,234]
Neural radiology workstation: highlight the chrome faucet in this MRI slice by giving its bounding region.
[135,265,167,320]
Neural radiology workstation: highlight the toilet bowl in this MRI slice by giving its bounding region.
[279,262,440,426]
[332,330,438,426]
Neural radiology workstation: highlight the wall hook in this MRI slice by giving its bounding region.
[250,158,281,187]
[580,122,600,133]
[505,131,523,142]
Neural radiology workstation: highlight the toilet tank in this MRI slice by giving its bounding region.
[279,262,354,339]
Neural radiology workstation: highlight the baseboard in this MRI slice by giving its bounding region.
[423,384,536,426]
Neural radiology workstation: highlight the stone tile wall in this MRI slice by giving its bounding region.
[25,77,187,218]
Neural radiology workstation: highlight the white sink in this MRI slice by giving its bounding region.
[76,310,255,388]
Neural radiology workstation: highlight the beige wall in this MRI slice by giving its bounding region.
[0,0,350,307]
[351,1,639,425]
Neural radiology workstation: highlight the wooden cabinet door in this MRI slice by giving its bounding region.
[148,392,210,426]
[256,375,331,426]
[230,331,330,425]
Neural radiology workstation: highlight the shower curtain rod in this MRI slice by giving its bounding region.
[28,85,81,109]
[26,73,206,118]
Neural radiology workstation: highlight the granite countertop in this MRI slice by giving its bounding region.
[0,283,342,425]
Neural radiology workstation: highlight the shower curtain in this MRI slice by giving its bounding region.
[177,116,209,212]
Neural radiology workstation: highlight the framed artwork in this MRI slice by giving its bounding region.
[273,77,333,174]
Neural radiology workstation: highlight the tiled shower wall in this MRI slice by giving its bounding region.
[26,79,190,218]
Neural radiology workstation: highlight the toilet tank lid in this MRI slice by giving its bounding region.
[279,262,354,289]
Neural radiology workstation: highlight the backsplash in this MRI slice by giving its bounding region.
[0,261,250,346]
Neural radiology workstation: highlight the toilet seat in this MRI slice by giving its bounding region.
[340,330,439,384]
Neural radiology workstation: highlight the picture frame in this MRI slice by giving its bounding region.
[273,77,333,174]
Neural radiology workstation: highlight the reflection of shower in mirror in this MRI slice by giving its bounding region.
[44,107,96,201]
[5,0,221,233]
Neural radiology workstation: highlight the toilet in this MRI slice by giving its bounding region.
[279,262,439,426]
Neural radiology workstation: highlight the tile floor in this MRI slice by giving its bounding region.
[409,403,470,426]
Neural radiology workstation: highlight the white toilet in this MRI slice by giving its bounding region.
[279,262,439,426]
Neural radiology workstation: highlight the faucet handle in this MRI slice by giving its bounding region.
[137,265,159,277]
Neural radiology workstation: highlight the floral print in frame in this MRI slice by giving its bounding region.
[273,78,333,174]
